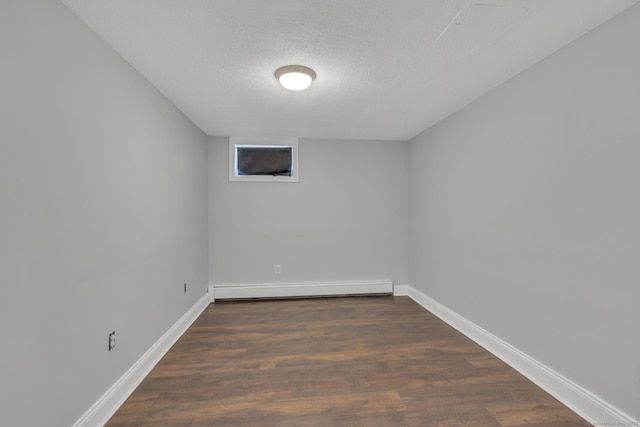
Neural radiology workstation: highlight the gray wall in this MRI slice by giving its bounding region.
[4,0,639,423]
[209,137,408,287]
[0,1,209,426]
[409,4,640,419]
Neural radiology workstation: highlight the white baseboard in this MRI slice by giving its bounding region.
[406,285,638,426]
[72,293,210,427]
[393,284,409,296]
[212,280,393,300]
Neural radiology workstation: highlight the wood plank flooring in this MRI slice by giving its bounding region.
[107,296,590,426]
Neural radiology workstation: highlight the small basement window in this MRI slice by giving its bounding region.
[229,137,299,182]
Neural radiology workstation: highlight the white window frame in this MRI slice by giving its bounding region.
[229,137,299,182]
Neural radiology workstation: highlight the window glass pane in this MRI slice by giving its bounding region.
[229,137,298,182]
[236,146,292,176]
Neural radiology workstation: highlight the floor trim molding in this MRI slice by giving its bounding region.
[72,293,210,427]
[211,280,393,300]
[407,285,638,426]
[393,284,409,296]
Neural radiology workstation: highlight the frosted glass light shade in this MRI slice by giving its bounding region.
[275,65,316,91]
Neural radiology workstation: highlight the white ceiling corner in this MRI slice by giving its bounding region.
[60,0,640,141]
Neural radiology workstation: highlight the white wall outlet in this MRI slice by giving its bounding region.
[108,331,116,352]
[184,282,187,293]
[274,264,281,275]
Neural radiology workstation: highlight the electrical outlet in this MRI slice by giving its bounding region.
[274,264,281,275]
[184,282,187,293]
[108,331,116,352]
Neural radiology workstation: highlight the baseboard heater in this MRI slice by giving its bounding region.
[210,280,393,301]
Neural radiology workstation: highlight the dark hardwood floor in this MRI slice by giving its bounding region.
[107,296,590,426]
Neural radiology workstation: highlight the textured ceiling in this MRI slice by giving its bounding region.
[61,0,639,141]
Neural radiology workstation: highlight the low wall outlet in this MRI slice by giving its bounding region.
[274,264,281,275]
[108,331,116,352]
[184,283,187,293]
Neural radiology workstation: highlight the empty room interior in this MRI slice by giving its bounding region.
[2,0,639,426]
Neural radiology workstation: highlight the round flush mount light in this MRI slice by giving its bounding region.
[275,65,316,91]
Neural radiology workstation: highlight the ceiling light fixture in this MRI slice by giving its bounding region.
[275,65,316,91]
